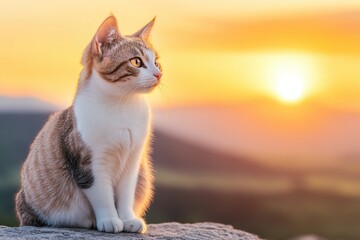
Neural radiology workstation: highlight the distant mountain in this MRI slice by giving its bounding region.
[1,108,357,181]
[0,96,61,113]
[0,112,280,181]
[153,104,360,168]
[152,129,280,176]
[0,112,50,177]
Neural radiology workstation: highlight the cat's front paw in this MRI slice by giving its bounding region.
[122,218,147,233]
[96,217,123,233]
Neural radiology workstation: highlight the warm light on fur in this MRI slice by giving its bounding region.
[15,15,161,234]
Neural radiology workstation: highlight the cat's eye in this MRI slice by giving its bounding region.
[154,59,159,68]
[130,57,143,68]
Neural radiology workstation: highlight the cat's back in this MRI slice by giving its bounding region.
[18,107,94,227]
[22,109,65,174]
[22,108,71,170]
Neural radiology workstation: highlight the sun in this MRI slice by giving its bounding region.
[269,54,312,104]
[275,68,305,103]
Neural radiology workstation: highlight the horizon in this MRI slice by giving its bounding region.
[1,95,359,173]
[1,94,360,114]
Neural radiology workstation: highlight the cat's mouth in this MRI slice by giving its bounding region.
[140,81,159,92]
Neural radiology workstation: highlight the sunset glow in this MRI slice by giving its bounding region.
[0,0,359,111]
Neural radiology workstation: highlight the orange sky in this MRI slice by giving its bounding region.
[0,0,360,111]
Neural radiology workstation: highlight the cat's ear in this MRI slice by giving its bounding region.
[92,16,122,55]
[132,17,156,41]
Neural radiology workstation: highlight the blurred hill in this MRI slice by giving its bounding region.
[0,96,60,113]
[0,113,49,177]
[154,103,360,171]
[153,130,279,176]
[0,111,282,183]
[0,110,289,199]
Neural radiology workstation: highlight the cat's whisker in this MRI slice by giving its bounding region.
[157,84,168,102]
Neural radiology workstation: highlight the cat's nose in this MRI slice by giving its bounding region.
[153,72,162,81]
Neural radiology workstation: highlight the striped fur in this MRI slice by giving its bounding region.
[15,15,161,233]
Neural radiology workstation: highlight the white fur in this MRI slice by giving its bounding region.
[71,49,159,233]
[45,191,94,228]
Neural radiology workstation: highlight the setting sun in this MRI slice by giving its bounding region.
[268,54,314,104]
[275,68,305,103]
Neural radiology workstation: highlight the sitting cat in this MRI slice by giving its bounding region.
[15,15,162,233]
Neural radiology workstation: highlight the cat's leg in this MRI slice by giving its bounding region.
[116,152,146,233]
[134,156,154,217]
[83,158,123,233]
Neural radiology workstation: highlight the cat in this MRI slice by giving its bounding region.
[15,15,162,233]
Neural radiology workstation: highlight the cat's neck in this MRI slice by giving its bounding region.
[75,69,145,107]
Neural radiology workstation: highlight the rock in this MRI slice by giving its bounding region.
[0,222,261,240]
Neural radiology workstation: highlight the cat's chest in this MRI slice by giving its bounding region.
[74,97,150,151]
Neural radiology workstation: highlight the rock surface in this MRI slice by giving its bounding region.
[0,222,260,240]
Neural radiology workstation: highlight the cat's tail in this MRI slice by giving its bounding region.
[15,189,46,227]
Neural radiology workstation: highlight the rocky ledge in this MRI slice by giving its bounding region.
[0,222,260,240]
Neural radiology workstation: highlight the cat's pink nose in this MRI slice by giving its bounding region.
[154,72,162,81]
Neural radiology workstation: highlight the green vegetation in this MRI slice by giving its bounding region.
[0,186,18,226]
[0,113,49,226]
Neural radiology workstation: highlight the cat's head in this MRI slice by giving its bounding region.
[81,16,162,96]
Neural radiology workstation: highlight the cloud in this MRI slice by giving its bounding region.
[168,9,360,54]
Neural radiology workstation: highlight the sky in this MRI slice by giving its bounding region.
[0,0,360,111]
